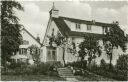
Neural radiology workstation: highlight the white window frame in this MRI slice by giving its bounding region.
[76,23,81,30]
[87,25,92,31]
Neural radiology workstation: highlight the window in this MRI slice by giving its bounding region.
[22,40,29,45]
[47,47,56,61]
[76,23,81,30]
[103,27,110,34]
[19,48,27,55]
[87,25,92,31]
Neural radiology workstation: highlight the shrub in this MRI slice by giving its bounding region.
[66,60,87,69]
[116,54,128,70]
[46,61,63,68]
[37,62,51,74]
[2,62,53,75]
[100,59,106,69]
[74,68,84,75]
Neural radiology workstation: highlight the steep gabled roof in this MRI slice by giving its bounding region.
[53,17,71,37]
[53,16,114,37]
[21,27,42,45]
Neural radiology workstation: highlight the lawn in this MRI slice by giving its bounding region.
[1,74,115,81]
[1,75,66,81]
[76,75,116,81]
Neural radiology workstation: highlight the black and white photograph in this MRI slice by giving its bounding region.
[1,0,128,81]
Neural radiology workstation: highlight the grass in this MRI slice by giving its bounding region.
[1,75,66,81]
[76,74,116,81]
[1,74,116,81]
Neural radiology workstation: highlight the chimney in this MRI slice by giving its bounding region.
[92,20,95,24]
[49,2,59,18]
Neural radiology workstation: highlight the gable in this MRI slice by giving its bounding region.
[43,18,62,46]
[47,20,62,37]
[20,28,41,48]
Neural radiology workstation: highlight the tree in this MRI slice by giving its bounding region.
[103,22,128,68]
[116,54,128,70]
[28,45,40,64]
[104,41,113,68]
[78,34,100,67]
[1,1,24,66]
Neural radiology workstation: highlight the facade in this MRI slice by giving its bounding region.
[11,27,42,64]
[41,5,125,65]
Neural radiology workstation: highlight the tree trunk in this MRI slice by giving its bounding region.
[109,53,112,69]
[81,57,84,68]
[62,47,65,67]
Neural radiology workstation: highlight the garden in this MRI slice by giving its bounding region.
[1,61,65,81]
[65,54,128,81]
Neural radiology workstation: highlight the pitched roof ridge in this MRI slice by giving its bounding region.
[59,16,91,22]
[59,16,113,26]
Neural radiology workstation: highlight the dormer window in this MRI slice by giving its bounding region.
[103,27,110,34]
[87,25,92,31]
[76,23,81,30]
[105,27,110,33]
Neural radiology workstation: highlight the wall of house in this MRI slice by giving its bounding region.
[65,49,78,63]
[66,37,124,66]
[93,46,124,66]
[57,47,63,63]
[64,20,104,34]
[40,46,47,62]
[19,29,41,48]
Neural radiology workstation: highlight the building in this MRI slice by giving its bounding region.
[11,27,42,64]
[41,4,125,65]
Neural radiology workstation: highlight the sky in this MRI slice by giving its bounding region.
[15,0,128,42]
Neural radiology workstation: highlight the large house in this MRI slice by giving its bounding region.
[11,27,42,64]
[41,4,125,65]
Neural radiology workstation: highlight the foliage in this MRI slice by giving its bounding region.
[1,0,24,66]
[103,23,127,50]
[2,62,59,75]
[66,60,87,69]
[85,58,128,81]
[28,45,40,64]
[116,54,128,70]
[100,59,110,71]
[67,57,128,81]
[103,23,128,68]
[78,34,99,63]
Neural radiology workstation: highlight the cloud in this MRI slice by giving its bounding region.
[16,2,49,42]
[118,5,128,25]
[92,8,120,23]
[56,2,92,20]
[92,4,128,34]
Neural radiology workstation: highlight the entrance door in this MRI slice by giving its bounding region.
[47,47,57,61]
